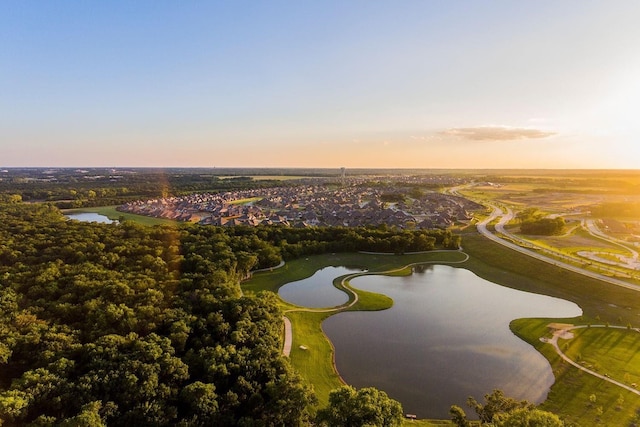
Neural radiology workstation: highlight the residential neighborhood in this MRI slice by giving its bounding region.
[118,180,483,228]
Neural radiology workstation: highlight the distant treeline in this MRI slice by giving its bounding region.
[0,203,460,425]
[483,174,640,194]
[0,170,289,207]
[591,202,640,219]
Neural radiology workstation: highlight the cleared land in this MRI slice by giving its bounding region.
[460,174,640,284]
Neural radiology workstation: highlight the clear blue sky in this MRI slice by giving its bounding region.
[2,1,639,168]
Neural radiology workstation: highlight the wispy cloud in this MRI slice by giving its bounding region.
[439,126,555,141]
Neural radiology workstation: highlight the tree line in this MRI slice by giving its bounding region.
[0,170,288,208]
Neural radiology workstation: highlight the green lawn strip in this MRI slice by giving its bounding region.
[285,287,396,407]
[64,205,179,226]
[227,197,263,205]
[346,284,394,311]
[286,310,343,408]
[512,318,640,426]
[242,253,348,294]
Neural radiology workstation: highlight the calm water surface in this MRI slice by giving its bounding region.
[279,266,363,308]
[322,265,582,418]
[66,213,114,223]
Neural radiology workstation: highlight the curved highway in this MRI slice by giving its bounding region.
[473,200,640,292]
[583,219,639,262]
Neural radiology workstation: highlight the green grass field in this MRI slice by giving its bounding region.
[511,319,640,426]
[563,327,640,386]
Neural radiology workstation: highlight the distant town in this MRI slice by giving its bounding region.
[118,177,483,228]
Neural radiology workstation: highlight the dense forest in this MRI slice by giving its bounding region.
[0,202,458,425]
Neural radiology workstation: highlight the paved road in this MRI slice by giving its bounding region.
[449,184,637,287]
[545,325,640,396]
[583,219,639,262]
[475,202,640,292]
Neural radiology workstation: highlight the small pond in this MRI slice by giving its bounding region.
[66,212,114,224]
[321,265,582,419]
[278,266,363,308]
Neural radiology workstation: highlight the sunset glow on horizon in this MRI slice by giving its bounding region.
[2,1,639,169]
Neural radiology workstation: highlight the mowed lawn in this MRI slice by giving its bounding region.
[562,327,640,386]
[511,319,640,426]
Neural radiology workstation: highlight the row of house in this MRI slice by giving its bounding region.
[118,180,482,229]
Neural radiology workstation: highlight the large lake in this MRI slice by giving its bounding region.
[65,212,114,224]
[279,266,363,308]
[321,265,582,419]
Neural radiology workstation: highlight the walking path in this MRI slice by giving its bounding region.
[581,219,640,269]
[282,316,293,357]
[281,250,470,356]
[251,260,285,273]
[543,324,640,396]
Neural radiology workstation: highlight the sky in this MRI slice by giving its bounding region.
[2,1,640,169]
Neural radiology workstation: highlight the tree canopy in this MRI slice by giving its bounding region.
[516,209,565,236]
[316,385,403,427]
[450,390,564,427]
[0,203,316,425]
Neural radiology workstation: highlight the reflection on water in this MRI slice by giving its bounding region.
[322,265,582,419]
[66,212,114,223]
[279,266,363,308]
